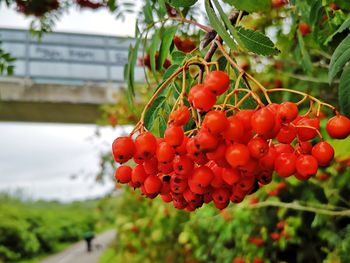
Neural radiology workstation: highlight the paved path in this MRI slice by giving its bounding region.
[40,230,116,263]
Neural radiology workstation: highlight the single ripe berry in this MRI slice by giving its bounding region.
[204,70,230,95]
[299,22,311,36]
[296,117,320,141]
[276,124,297,144]
[251,107,276,136]
[112,136,135,163]
[326,115,350,139]
[272,0,288,9]
[222,115,244,142]
[248,137,269,159]
[277,102,298,123]
[222,167,241,185]
[236,109,255,130]
[144,175,162,194]
[311,141,334,166]
[274,143,294,154]
[135,132,157,160]
[296,154,318,178]
[225,143,250,167]
[296,141,313,154]
[164,125,184,147]
[274,153,297,177]
[194,129,218,152]
[143,157,158,175]
[206,143,226,161]
[259,146,277,170]
[156,142,175,164]
[191,166,215,187]
[212,187,231,204]
[173,155,194,177]
[169,106,190,126]
[131,164,148,185]
[202,110,228,134]
[115,165,132,183]
[189,84,216,112]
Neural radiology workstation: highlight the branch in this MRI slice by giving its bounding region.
[248,200,350,217]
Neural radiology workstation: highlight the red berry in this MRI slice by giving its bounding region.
[164,125,184,147]
[312,141,334,166]
[144,175,162,194]
[169,106,190,126]
[326,115,350,139]
[222,167,241,185]
[222,116,244,142]
[251,107,276,136]
[191,166,215,187]
[135,132,157,160]
[299,22,311,36]
[202,110,228,134]
[131,164,148,185]
[276,124,297,144]
[259,146,277,170]
[112,136,135,163]
[296,117,320,141]
[248,137,269,159]
[270,232,280,241]
[277,102,298,123]
[143,157,158,175]
[194,129,219,152]
[296,141,313,155]
[189,84,216,112]
[226,144,250,167]
[204,70,230,95]
[275,153,297,177]
[173,155,194,177]
[115,165,132,183]
[156,142,175,164]
[236,109,255,130]
[296,154,318,178]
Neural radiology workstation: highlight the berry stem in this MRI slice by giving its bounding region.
[169,17,213,32]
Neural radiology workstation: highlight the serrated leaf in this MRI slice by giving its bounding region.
[163,64,180,80]
[158,26,177,70]
[144,95,167,131]
[325,14,350,44]
[339,63,350,118]
[235,26,280,56]
[169,0,197,8]
[204,0,237,50]
[171,51,186,64]
[329,34,350,84]
[224,0,270,12]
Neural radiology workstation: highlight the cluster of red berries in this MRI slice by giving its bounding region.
[112,70,350,212]
[16,0,59,17]
[76,0,104,9]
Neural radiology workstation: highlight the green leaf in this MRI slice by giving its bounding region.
[150,31,161,78]
[325,14,350,44]
[329,34,350,84]
[163,64,180,80]
[217,56,227,71]
[169,0,198,8]
[224,0,271,12]
[235,26,280,56]
[158,116,167,137]
[297,31,312,73]
[171,51,186,64]
[157,0,167,18]
[143,0,154,24]
[204,0,237,50]
[144,95,167,131]
[339,63,350,118]
[158,26,177,70]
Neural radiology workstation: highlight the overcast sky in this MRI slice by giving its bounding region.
[0,3,138,201]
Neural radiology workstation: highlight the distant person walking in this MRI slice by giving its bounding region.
[83,231,95,252]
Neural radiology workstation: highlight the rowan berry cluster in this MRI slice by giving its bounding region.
[112,69,350,212]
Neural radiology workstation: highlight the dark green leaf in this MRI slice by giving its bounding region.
[217,56,227,71]
[309,0,323,38]
[158,116,167,137]
[205,0,237,50]
[339,63,350,117]
[235,26,280,56]
[144,95,166,131]
[169,0,198,8]
[171,51,186,64]
[163,64,180,80]
[158,26,177,70]
[329,34,350,84]
[325,14,350,44]
[224,0,270,12]
[157,0,167,17]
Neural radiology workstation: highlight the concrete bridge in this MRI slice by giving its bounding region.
[0,28,143,123]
